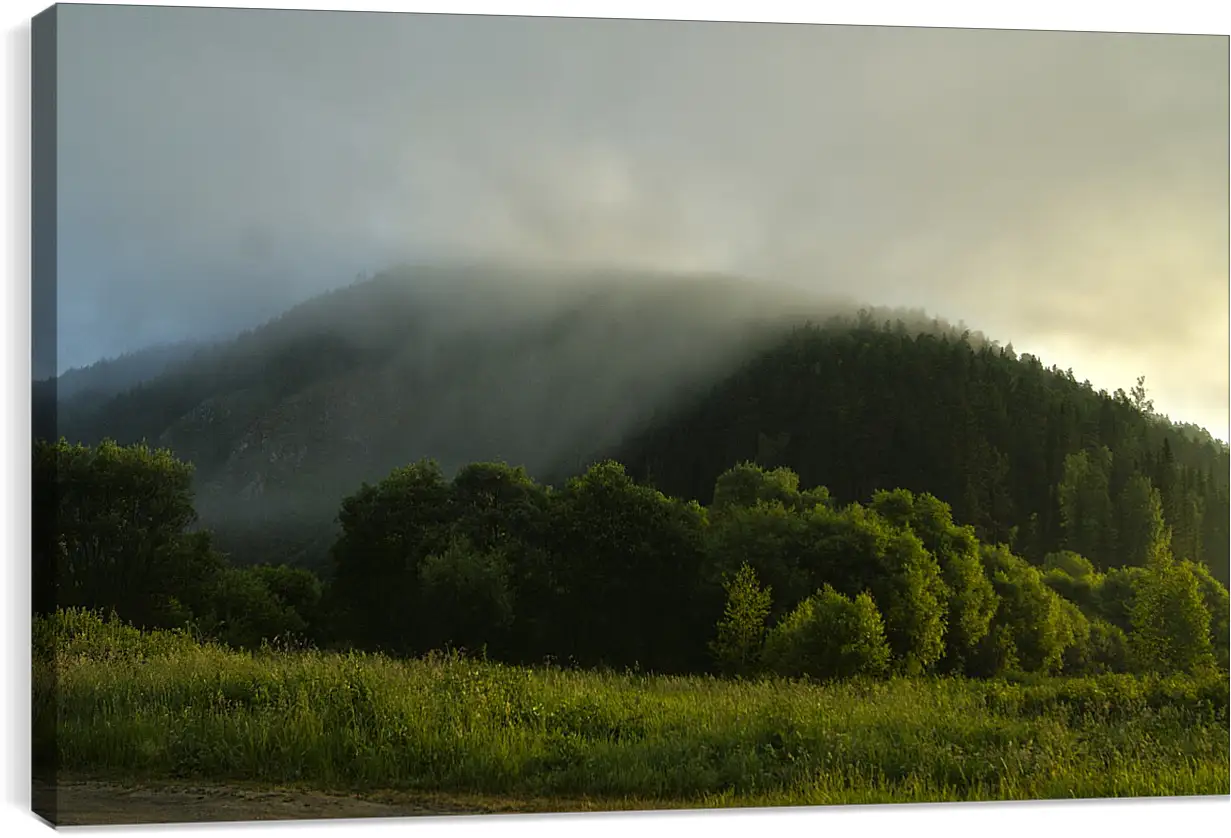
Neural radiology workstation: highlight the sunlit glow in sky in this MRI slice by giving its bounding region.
[46,6,1229,439]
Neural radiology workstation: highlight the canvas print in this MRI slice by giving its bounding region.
[30,3,1230,827]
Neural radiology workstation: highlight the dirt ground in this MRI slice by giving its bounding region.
[34,777,507,826]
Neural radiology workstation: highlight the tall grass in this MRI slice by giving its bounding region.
[36,610,1230,805]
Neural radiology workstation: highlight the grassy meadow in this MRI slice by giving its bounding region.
[34,609,1230,809]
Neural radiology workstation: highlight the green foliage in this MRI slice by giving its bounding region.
[1043,550,1096,579]
[204,566,310,651]
[704,499,812,623]
[34,438,226,630]
[1093,566,1146,633]
[1130,557,1215,674]
[1189,563,1230,671]
[767,502,947,675]
[550,460,710,672]
[1057,447,1116,568]
[871,489,997,672]
[1041,566,1101,617]
[1116,473,1170,568]
[1063,618,1131,675]
[328,459,454,654]
[449,461,546,553]
[417,537,516,654]
[977,545,1084,675]
[708,563,773,677]
[712,462,814,513]
[37,430,1226,686]
[762,586,891,680]
[34,607,204,663]
[876,527,948,675]
[245,564,324,631]
[316,456,1148,680]
[613,324,1229,587]
[1130,375,1155,416]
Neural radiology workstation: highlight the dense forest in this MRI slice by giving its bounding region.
[34,340,209,444]
[44,266,838,571]
[33,267,1228,683]
[33,438,1228,681]
[35,267,1230,592]
[605,319,1231,585]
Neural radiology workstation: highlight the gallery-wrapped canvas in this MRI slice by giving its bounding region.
[28,2,1230,829]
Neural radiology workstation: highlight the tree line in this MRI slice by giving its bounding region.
[34,438,1227,681]
[45,290,1230,590]
[605,320,1230,586]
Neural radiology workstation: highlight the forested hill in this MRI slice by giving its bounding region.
[606,321,1230,583]
[48,265,871,567]
[51,339,208,402]
[43,265,1228,582]
[34,340,209,442]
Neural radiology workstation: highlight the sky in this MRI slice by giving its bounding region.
[47,5,1229,438]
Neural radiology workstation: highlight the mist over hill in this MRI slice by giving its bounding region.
[51,340,208,399]
[45,265,960,562]
[45,264,1227,580]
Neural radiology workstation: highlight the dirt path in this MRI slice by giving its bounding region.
[37,778,499,826]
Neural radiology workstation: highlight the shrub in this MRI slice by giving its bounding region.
[762,585,891,680]
[1130,558,1215,674]
[1064,618,1130,675]
[203,566,308,651]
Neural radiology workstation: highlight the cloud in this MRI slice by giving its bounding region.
[51,7,1229,436]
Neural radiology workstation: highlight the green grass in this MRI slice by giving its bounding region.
[35,609,1230,807]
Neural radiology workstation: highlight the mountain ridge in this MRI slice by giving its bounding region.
[42,264,1229,581]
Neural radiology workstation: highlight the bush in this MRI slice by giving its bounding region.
[203,566,309,651]
[1095,566,1145,633]
[980,545,1083,675]
[1130,558,1215,674]
[795,503,948,675]
[1043,567,1101,616]
[762,585,891,680]
[243,563,325,644]
[1064,618,1130,675]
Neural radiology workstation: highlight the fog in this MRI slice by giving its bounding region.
[139,263,955,566]
[49,6,1229,438]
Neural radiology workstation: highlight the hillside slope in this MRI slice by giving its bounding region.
[607,323,1230,581]
[48,264,1228,580]
[53,265,878,566]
